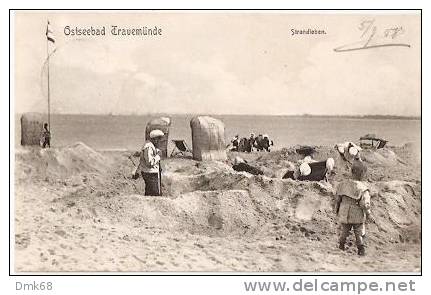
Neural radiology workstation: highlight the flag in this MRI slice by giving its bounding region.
[46,21,55,43]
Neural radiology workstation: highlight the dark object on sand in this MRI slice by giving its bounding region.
[296,146,316,156]
[232,162,264,176]
[171,140,192,157]
[359,134,388,149]
[282,160,328,181]
[282,170,295,180]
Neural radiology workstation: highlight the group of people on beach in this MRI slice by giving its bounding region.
[130,129,376,257]
[230,133,274,152]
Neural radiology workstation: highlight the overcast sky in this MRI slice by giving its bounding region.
[14,11,421,116]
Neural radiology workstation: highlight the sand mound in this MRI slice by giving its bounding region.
[116,190,262,237]
[164,158,420,242]
[15,142,110,182]
[369,180,421,243]
[58,162,420,246]
[362,148,403,166]
[58,177,335,239]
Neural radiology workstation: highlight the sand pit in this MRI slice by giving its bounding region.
[14,143,421,272]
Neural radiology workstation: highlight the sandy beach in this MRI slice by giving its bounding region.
[14,142,421,272]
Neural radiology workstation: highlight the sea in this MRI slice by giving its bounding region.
[14,114,421,151]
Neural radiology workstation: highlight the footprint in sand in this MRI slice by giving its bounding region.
[15,232,31,250]
[39,252,48,262]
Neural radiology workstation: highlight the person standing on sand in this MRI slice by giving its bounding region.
[132,129,164,196]
[40,123,51,148]
[262,134,273,152]
[246,133,256,152]
[334,159,375,256]
[231,135,240,152]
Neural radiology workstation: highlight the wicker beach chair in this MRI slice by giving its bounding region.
[170,140,192,157]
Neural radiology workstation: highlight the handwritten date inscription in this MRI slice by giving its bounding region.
[334,19,411,52]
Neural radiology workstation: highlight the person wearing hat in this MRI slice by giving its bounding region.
[324,157,335,181]
[230,135,240,152]
[334,160,375,256]
[133,129,164,196]
[261,134,273,152]
[255,134,264,151]
[335,141,362,163]
[245,133,256,153]
[283,157,334,181]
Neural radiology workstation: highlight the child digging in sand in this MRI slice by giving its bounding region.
[334,158,375,256]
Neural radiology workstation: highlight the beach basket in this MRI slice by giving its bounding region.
[20,113,45,146]
[190,116,227,161]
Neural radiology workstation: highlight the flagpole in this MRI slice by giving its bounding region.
[46,25,51,132]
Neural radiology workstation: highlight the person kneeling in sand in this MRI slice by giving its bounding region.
[335,141,362,164]
[334,159,375,256]
[132,130,164,196]
[282,157,335,182]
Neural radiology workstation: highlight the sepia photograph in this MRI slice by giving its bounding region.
[12,10,421,273]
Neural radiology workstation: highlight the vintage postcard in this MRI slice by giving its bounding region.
[12,10,421,273]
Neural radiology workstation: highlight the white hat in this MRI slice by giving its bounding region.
[149,129,164,139]
[299,162,311,176]
[349,146,359,156]
[337,145,344,154]
[326,157,335,171]
[263,134,269,138]
[234,156,245,165]
[303,156,313,163]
